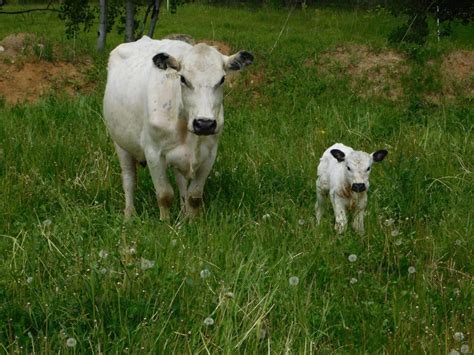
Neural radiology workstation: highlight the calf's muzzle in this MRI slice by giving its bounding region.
[193,118,217,136]
[351,183,366,193]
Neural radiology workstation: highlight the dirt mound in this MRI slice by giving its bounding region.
[315,44,407,100]
[441,50,474,97]
[0,33,93,105]
[200,40,232,55]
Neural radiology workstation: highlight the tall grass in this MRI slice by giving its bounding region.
[0,3,473,353]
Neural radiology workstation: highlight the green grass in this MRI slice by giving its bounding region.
[1,3,473,353]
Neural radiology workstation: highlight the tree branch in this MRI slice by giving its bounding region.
[0,8,61,15]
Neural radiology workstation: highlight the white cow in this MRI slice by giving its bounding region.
[103,36,253,220]
[315,143,388,234]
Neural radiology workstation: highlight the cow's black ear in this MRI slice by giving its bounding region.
[226,51,254,71]
[372,149,388,162]
[330,149,345,162]
[153,52,181,71]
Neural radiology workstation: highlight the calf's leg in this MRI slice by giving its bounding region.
[330,193,348,234]
[315,185,326,225]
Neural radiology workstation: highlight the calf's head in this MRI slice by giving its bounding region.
[153,44,253,136]
[330,148,388,193]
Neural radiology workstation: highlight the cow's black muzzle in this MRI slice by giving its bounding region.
[193,118,217,136]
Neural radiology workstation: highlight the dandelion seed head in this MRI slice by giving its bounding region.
[460,344,469,354]
[98,250,108,259]
[348,254,357,263]
[203,317,214,326]
[298,219,305,226]
[66,337,77,347]
[224,292,235,298]
[140,258,155,270]
[450,349,460,355]
[42,219,52,227]
[26,276,33,284]
[455,239,462,246]
[454,332,465,341]
[350,277,358,284]
[289,276,299,286]
[99,268,108,275]
[384,218,395,226]
[200,269,211,279]
[394,239,402,246]
[408,266,416,274]
[391,229,400,237]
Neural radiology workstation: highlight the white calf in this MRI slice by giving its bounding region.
[315,143,388,234]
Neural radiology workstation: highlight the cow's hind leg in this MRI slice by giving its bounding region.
[114,143,137,219]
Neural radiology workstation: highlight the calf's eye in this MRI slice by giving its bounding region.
[367,166,371,171]
[180,75,188,86]
[347,166,351,171]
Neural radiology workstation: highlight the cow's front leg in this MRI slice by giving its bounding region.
[315,186,327,225]
[173,168,189,214]
[330,193,348,234]
[186,149,217,218]
[145,149,174,221]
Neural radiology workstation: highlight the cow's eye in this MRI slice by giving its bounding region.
[367,166,371,171]
[180,75,189,87]
[217,76,225,86]
[347,166,351,171]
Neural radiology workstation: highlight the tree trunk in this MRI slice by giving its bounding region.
[96,0,107,52]
[147,0,159,38]
[125,0,135,42]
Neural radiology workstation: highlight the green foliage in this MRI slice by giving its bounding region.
[0,4,473,353]
[59,0,95,38]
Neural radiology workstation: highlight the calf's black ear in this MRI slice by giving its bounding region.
[330,149,345,162]
[226,51,254,71]
[153,53,181,71]
[372,149,388,162]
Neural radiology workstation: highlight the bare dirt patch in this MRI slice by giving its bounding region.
[441,50,474,97]
[315,44,408,100]
[0,33,93,105]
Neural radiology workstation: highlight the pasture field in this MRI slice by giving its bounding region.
[0,3,473,353]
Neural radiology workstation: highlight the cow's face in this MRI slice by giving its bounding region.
[153,44,253,136]
[330,149,388,193]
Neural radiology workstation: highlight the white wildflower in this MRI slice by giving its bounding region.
[289,276,299,286]
[140,258,155,270]
[391,229,400,237]
[408,266,416,274]
[66,337,77,347]
[384,218,395,226]
[203,317,214,326]
[348,254,357,263]
[200,269,211,279]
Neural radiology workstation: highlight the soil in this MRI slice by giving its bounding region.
[0,33,93,105]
